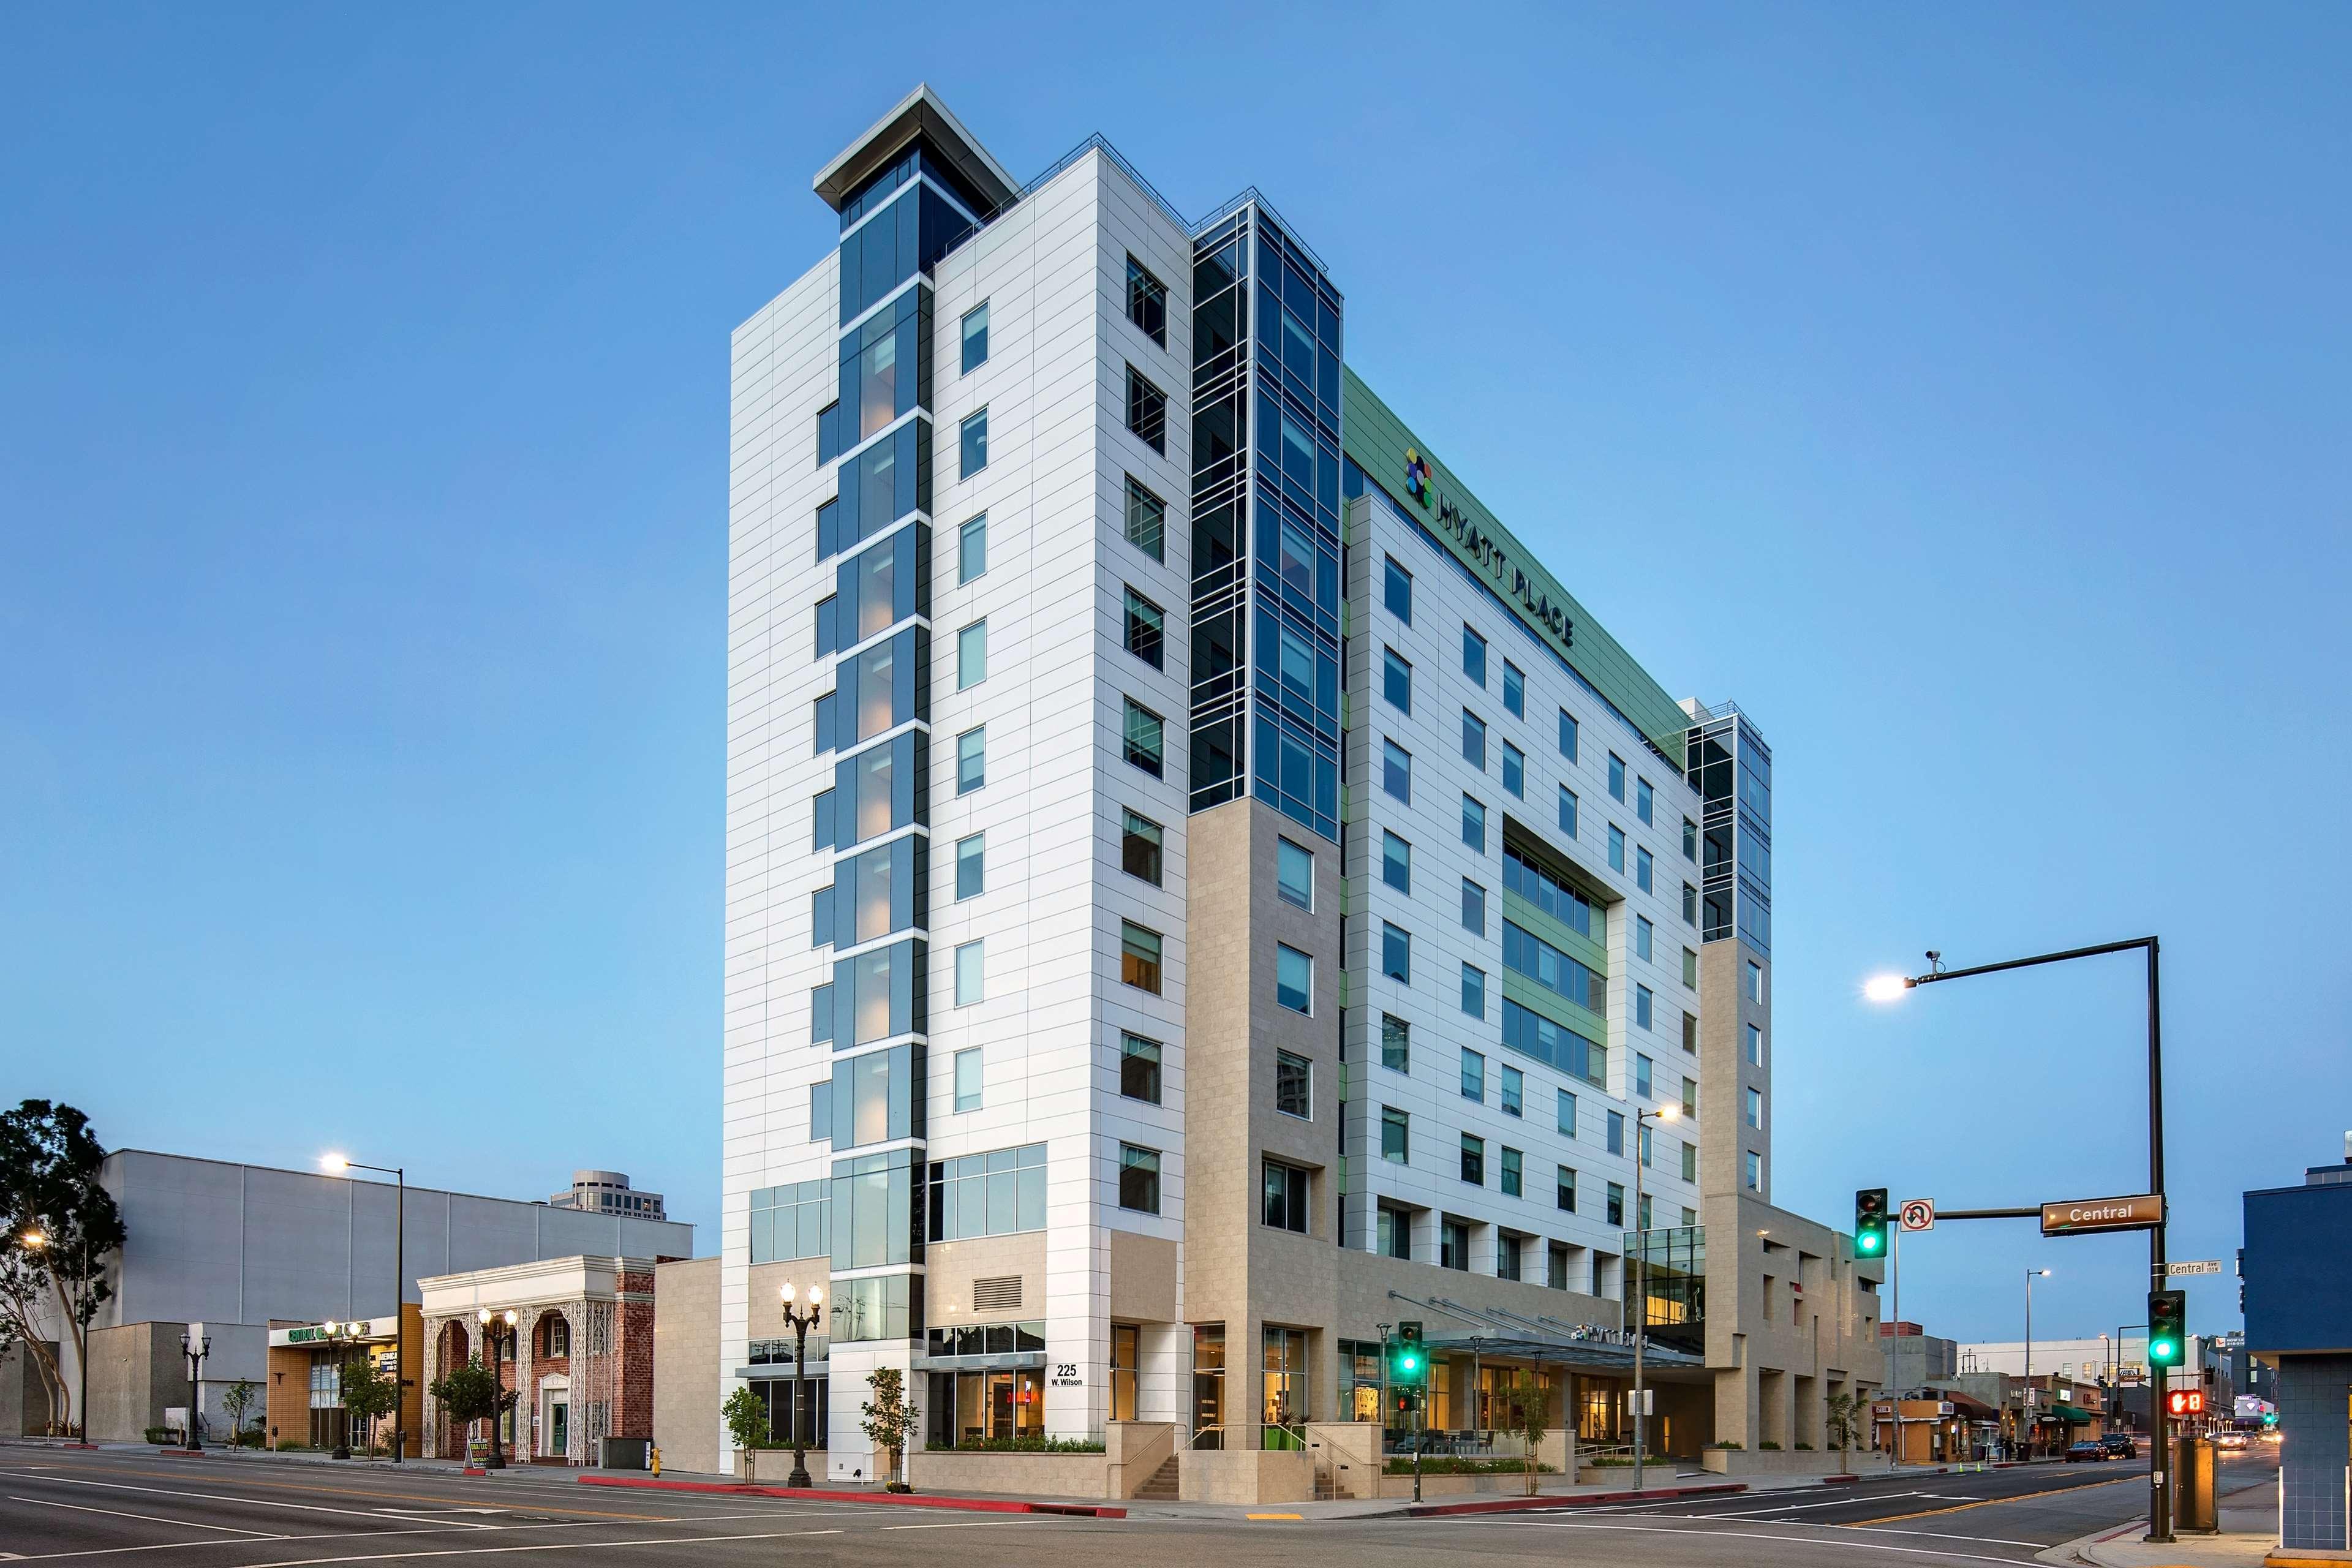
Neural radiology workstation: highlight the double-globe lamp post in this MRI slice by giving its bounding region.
[477,1308,519,1468]
[179,1329,211,1450]
[322,1155,406,1462]
[1630,1101,1681,1496]
[778,1283,824,1488]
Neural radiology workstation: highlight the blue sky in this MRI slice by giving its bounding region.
[4,3,2345,1344]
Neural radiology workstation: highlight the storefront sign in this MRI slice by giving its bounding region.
[2040,1193,2163,1236]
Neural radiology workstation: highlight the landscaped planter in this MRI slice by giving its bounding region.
[905,1449,1110,1498]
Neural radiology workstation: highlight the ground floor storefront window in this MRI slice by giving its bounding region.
[924,1368,1042,1447]
[1262,1326,1308,1447]
[1192,1324,1225,1447]
[755,1378,826,1450]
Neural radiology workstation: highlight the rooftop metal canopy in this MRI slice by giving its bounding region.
[1390,1292,1708,1374]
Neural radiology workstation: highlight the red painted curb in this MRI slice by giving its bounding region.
[155,1449,208,1458]
[1402,1481,1746,1517]
[575,1474,1123,1518]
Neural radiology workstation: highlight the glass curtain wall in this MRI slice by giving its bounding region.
[1186,203,1344,842]
[1683,706,1771,954]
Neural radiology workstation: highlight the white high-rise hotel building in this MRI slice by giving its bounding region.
[725,88,1882,1480]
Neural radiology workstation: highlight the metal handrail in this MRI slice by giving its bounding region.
[1186,1422,1308,1451]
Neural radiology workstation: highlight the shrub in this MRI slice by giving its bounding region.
[941,1435,1105,1453]
[145,1427,172,1445]
[1709,1439,1743,1450]
[1796,1442,1814,1451]
[1383,1457,1558,1476]
[1758,1440,1782,1450]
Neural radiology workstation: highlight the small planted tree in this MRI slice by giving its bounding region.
[222,1379,260,1451]
[1825,1391,1863,1468]
[428,1356,510,1461]
[861,1367,918,1491]
[722,1385,770,1478]
[1505,1373,1549,1496]
[342,1356,397,1454]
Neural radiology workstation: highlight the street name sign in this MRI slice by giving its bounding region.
[2040,1193,2164,1236]
[2166,1259,2223,1276]
[1899,1199,1935,1232]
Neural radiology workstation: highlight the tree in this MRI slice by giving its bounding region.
[222,1379,260,1451]
[428,1357,511,1454]
[722,1385,770,1477]
[342,1355,398,1451]
[0,1100,129,1438]
[1502,1372,1550,1496]
[860,1367,917,1491]
[1825,1390,1864,1466]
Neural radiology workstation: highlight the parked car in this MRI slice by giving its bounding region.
[2065,1440,2109,1462]
[2101,1434,2138,1458]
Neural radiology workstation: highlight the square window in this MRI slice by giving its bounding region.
[1559,786,1578,839]
[954,940,984,1006]
[960,303,989,374]
[1120,921,1163,993]
[959,408,989,478]
[1556,1089,1577,1138]
[1276,944,1314,1014]
[1460,963,1486,1019]
[1461,795,1487,854]
[1501,1147,1523,1199]
[1384,556,1412,623]
[1380,1105,1409,1163]
[1274,1050,1311,1119]
[1122,809,1163,886]
[1461,625,1487,686]
[1381,921,1411,983]
[1126,255,1168,347]
[955,833,985,900]
[1124,476,1166,562]
[1276,838,1314,910]
[1382,831,1411,894]
[953,1047,982,1112]
[1503,661,1525,718]
[1382,647,1412,714]
[1460,1134,1485,1186]
[1125,366,1166,454]
[1637,777,1654,826]
[1261,1159,1308,1232]
[1120,1031,1163,1104]
[1501,1065,1523,1118]
[1608,824,1626,873]
[1608,753,1626,802]
[1382,740,1412,804]
[1119,1144,1161,1213]
[1502,741,1525,798]
[1123,586,1165,668]
[956,726,986,794]
[1461,709,1487,769]
[1460,1048,1485,1102]
[1461,877,1486,935]
[957,619,987,689]
[1635,914,1654,961]
[1637,846,1654,893]
[959,514,987,584]
[1556,1166,1577,1213]
[1123,698,1164,776]
[1380,1014,1410,1073]
[1558,709,1579,762]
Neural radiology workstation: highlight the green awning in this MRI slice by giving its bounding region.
[2045,1404,2095,1423]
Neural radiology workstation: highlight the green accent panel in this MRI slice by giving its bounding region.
[1501,889,1607,977]
[1500,970,1608,1049]
[1343,366,1688,769]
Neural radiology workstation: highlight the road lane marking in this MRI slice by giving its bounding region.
[1859,1473,2142,1525]
[16,1468,666,1521]
[212,1527,851,1564]
[1483,1518,2041,1565]
[1642,1491,1936,1518]
[1245,1513,1303,1521]
[5,1494,288,1537]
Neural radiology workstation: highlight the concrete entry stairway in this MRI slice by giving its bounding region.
[1133,1454,1180,1500]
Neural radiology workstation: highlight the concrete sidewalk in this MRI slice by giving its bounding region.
[2054,1479,2320,1568]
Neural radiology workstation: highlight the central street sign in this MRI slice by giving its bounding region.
[1899,1199,1936,1232]
[2166,1259,2223,1276]
[2041,1193,2165,1235]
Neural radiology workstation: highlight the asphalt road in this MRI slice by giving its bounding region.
[0,1444,2283,1567]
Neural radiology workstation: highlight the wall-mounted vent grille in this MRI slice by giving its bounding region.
[971,1276,1022,1313]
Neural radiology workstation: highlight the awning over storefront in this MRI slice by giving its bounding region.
[912,1352,1048,1373]
[2046,1404,2095,1424]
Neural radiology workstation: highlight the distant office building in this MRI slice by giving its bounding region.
[17,1149,693,1442]
[1956,1334,2206,1389]
[2245,1139,2352,1553]
[1880,1321,1957,1392]
[549,1170,668,1221]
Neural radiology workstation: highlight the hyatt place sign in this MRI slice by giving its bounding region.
[1425,489,1576,657]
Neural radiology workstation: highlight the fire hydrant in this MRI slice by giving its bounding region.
[650,1445,662,1479]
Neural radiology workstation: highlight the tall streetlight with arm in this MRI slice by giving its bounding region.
[2024,1269,2050,1459]
[1630,1101,1681,1496]
[322,1156,407,1462]
[777,1283,824,1488]
[1866,937,2172,1541]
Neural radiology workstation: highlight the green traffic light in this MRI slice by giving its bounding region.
[1858,1234,1882,1253]
[2150,1338,2176,1363]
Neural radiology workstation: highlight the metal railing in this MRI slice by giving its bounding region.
[1187,1422,1308,1452]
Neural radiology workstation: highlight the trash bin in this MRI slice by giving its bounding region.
[600,1436,650,1471]
[2173,1438,2216,1534]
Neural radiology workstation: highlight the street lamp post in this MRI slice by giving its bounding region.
[1630,1101,1681,1496]
[179,1329,211,1451]
[21,1228,96,1446]
[323,1156,407,1462]
[476,1308,518,1469]
[2024,1270,2050,1460]
[777,1283,824,1488]
[1866,937,2172,1542]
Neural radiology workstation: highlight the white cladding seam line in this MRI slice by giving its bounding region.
[4,1496,286,1537]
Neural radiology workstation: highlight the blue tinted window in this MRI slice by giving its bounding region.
[1384,557,1412,623]
[1558,787,1578,839]
[1460,964,1486,1019]
[1382,740,1411,804]
[961,303,989,373]
[1608,825,1626,872]
[1462,626,1487,687]
[1503,662,1525,718]
[1637,777,1654,825]
[1382,831,1411,894]
[1502,742,1525,798]
[1461,709,1486,769]
[1382,922,1410,983]
[1382,648,1412,714]
[1608,753,1626,802]
[1559,710,1579,762]
[959,514,987,584]
[1461,795,1486,854]
[1460,1049,1484,1102]
[960,409,989,478]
